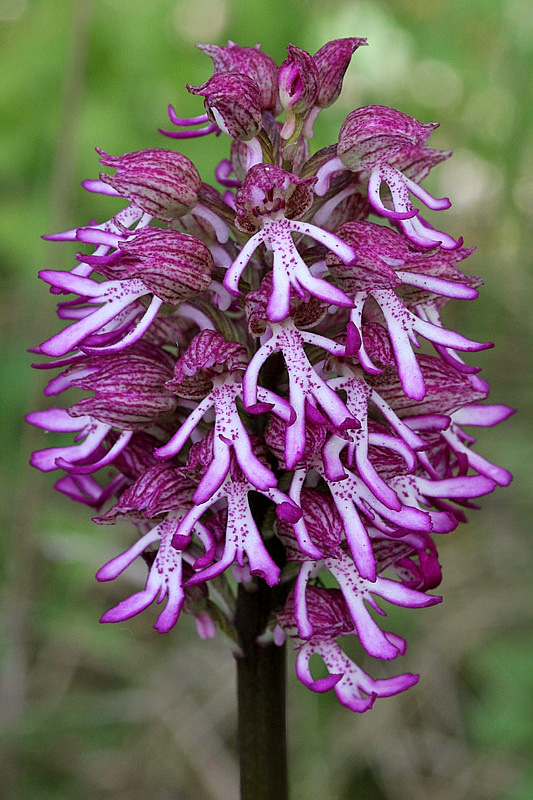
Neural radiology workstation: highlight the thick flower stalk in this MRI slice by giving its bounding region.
[30,36,512,737]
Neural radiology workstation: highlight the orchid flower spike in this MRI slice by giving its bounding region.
[29,36,512,717]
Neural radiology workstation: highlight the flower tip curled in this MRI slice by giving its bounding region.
[246,401,274,414]
[276,502,303,523]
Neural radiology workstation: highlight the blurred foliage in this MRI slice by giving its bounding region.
[0,0,531,798]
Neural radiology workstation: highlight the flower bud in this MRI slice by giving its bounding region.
[98,148,201,221]
[313,37,367,108]
[187,72,262,141]
[278,44,319,115]
[196,41,279,111]
[337,105,438,171]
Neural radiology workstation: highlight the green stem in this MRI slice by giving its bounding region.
[235,581,288,800]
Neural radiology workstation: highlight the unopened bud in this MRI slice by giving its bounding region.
[313,37,367,108]
[278,44,319,115]
[197,41,279,111]
[187,73,263,141]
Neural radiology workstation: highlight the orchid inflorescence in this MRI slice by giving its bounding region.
[29,38,512,713]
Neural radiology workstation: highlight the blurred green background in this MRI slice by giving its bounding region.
[1,0,531,798]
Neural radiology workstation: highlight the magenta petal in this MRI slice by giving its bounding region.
[96,529,159,581]
[452,404,515,427]
[295,647,342,692]
[276,501,303,523]
[345,321,362,354]
[246,401,274,414]
[100,586,159,623]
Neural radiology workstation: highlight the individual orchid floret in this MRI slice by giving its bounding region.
[174,433,301,587]
[314,105,435,194]
[337,105,438,172]
[278,45,319,114]
[277,490,442,649]
[26,407,133,474]
[154,331,280,503]
[94,469,218,634]
[35,227,214,356]
[42,341,177,429]
[233,163,316,233]
[96,513,188,633]
[314,106,459,248]
[277,587,419,712]
[164,329,249,399]
[196,41,279,112]
[329,221,479,302]
[243,319,357,469]
[301,37,368,140]
[354,290,490,400]
[313,38,368,109]
[326,223,491,399]
[187,73,262,142]
[91,148,230,247]
[224,164,356,321]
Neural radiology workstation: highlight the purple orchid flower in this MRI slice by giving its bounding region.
[223,164,356,321]
[35,227,214,356]
[29,37,512,715]
[27,407,133,474]
[314,105,461,249]
[277,586,419,712]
